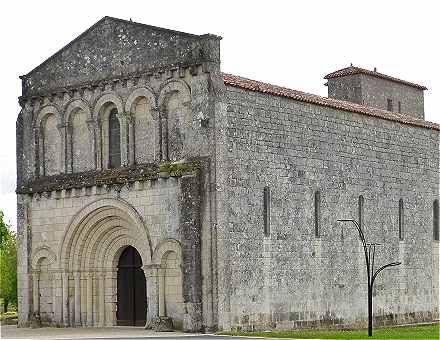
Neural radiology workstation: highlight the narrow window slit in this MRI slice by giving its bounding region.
[314,191,321,238]
[263,186,271,237]
[399,198,404,240]
[434,200,439,241]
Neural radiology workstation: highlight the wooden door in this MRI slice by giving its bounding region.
[117,246,146,326]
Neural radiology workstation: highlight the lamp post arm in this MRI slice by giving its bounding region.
[371,262,401,286]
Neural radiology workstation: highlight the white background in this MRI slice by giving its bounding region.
[1,0,439,231]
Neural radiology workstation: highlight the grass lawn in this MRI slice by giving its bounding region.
[218,323,440,339]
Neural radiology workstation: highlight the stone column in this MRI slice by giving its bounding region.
[180,174,203,332]
[105,270,117,327]
[66,124,73,173]
[143,265,159,329]
[80,272,87,326]
[86,119,97,170]
[37,127,45,176]
[161,114,168,161]
[118,113,129,167]
[95,120,103,171]
[17,195,32,327]
[52,272,63,326]
[62,272,69,327]
[127,115,135,165]
[98,273,105,327]
[32,272,40,314]
[86,272,93,327]
[57,123,68,173]
[158,268,165,317]
[73,272,81,327]
[151,107,161,161]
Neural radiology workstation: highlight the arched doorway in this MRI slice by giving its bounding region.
[117,246,147,326]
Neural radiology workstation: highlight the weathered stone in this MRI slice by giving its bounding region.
[15,16,439,333]
[151,316,174,332]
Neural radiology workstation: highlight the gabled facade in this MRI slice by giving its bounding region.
[16,16,439,332]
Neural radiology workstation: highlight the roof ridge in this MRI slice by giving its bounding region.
[222,72,439,131]
[103,16,201,39]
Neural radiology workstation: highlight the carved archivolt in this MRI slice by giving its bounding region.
[32,246,57,271]
[58,198,152,271]
[152,239,182,265]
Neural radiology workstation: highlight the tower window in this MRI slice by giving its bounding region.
[398,101,402,113]
[387,99,393,112]
[399,199,404,240]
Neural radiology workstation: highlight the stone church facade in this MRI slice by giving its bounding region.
[16,17,439,332]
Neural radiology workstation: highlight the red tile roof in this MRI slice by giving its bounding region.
[222,73,440,131]
[324,66,427,90]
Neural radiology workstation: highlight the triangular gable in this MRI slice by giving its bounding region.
[21,16,208,96]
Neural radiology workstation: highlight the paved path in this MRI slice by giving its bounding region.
[0,326,298,340]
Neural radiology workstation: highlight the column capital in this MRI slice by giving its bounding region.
[142,264,160,277]
[96,271,106,279]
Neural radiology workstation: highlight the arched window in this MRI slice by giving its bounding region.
[358,195,364,230]
[108,108,121,168]
[434,199,439,241]
[399,199,404,240]
[314,191,321,238]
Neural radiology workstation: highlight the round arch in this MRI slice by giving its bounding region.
[58,198,152,270]
[152,238,182,265]
[94,93,124,122]
[34,104,62,129]
[125,87,157,118]
[158,79,191,111]
[32,246,57,270]
[64,99,92,124]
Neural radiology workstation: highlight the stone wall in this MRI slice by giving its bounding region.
[218,85,439,331]
[327,74,362,105]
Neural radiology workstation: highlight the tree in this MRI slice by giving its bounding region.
[0,211,17,312]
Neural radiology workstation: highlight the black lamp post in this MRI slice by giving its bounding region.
[337,219,401,337]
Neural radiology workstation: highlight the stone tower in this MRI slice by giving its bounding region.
[325,65,426,119]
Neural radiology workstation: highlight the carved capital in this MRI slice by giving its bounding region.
[86,118,96,131]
